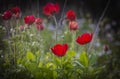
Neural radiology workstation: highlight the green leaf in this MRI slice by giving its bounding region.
[25,62,37,73]
[67,50,76,57]
[36,51,40,56]
[38,62,43,68]
[26,51,36,61]
[74,61,85,68]
[89,53,97,65]
[17,58,22,64]
[53,71,57,79]
[54,57,61,65]
[46,62,56,69]
[79,51,89,67]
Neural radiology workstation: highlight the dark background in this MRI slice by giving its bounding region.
[0,0,120,19]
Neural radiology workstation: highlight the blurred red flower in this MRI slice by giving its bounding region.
[54,3,60,13]
[24,15,35,25]
[69,21,78,30]
[51,44,68,57]
[36,24,44,31]
[12,12,20,19]
[11,6,21,14]
[35,18,43,24]
[76,33,92,45]
[2,10,12,20]
[43,2,60,16]
[104,45,109,52]
[66,10,76,21]
[11,6,21,18]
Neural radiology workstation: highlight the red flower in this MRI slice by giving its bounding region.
[11,6,21,14]
[24,15,35,25]
[43,2,60,16]
[12,12,20,18]
[35,18,43,24]
[51,44,68,57]
[11,6,21,18]
[36,24,44,30]
[54,3,60,13]
[69,21,78,30]
[66,10,76,21]
[76,33,92,45]
[2,10,12,20]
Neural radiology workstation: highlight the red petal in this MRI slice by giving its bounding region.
[2,10,12,20]
[24,15,35,25]
[63,44,68,55]
[54,44,63,56]
[54,3,60,13]
[51,44,68,57]
[66,10,76,21]
[11,6,21,14]
[76,33,93,45]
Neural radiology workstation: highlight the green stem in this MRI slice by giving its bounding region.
[53,16,58,43]
[87,0,111,53]
[71,31,76,50]
[60,57,63,78]
[60,57,62,69]
[14,42,16,65]
[4,21,13,64]
[16,19,19,34]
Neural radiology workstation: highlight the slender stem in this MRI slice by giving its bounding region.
[60,57,62,69]
[14,42,16,65]
[5,21,11,39]
[53,15,58,43]
[58,0,67,26]
[16,19,19,34]
[71,31,76,50]
[60,57,63,78]
[5,21,13,66]
[88,0,111,53]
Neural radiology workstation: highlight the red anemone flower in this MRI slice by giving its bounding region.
[54,3,60,13]
[11,6,21,18]
[24,15,35,25]
[66,10,76,21]
[69,21,78,31]
[36,24,44,31]
[11,6,21,14]
[2,10,12,20]
[43,2,60,16]
[35,18,43,24]
[51,44,68,57]
[76,33,93,45]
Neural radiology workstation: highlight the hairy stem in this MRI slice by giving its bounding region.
[58,0,67,26]
[53,15,58,43]
[88,0,111,53]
